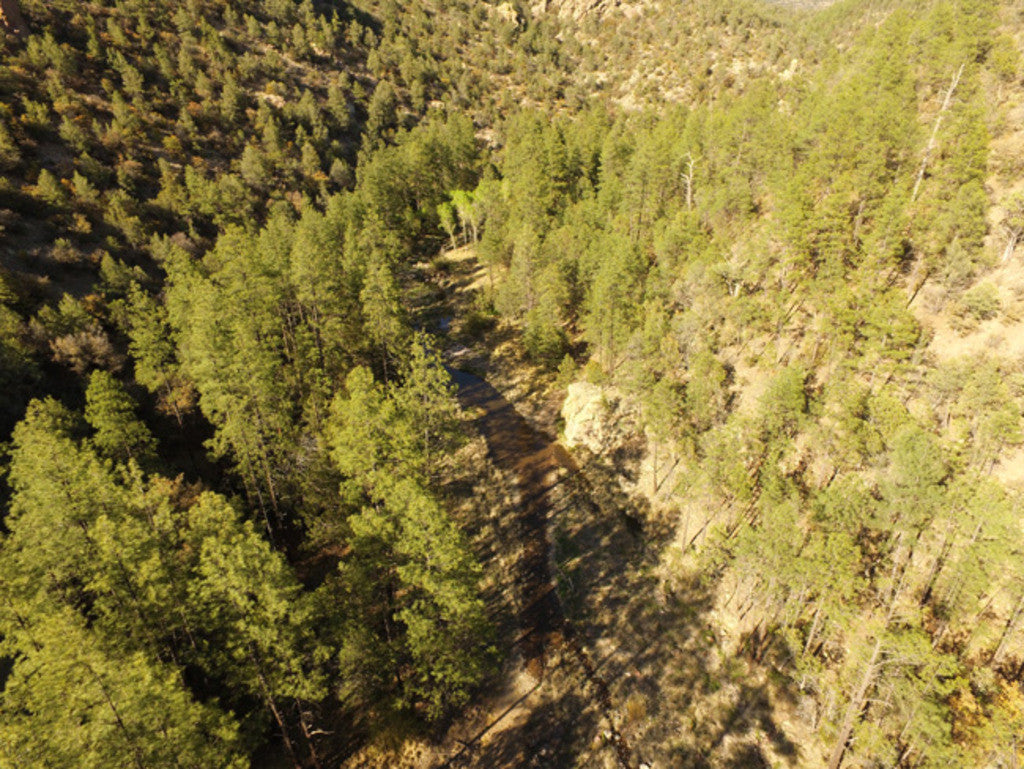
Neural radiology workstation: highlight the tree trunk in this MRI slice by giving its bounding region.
[828,551,908,769]
[910,64,965,203]
[296,701,324,769]
[803,602,823,657]
[250,654,302,769]
[683,154,696,211]
[920,533,953,607]
[651,438,659,499]
[1002,229,1021,264]
[81,662,148,769]
[827,635,884,769]
[991,592,1024,665]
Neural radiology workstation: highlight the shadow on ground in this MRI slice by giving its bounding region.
[424,250,799,769]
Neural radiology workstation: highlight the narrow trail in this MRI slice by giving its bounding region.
[448,369,635,769]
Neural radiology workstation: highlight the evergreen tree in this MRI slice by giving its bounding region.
[84,369,157,464]
[0,608,246,769]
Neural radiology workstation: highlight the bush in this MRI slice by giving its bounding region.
[583,358,607,385]
[523,315,567,369]
[50,238,82,265]
[35,169,66,206]
[556,354,577,388]
[961,282,1000,321]
[461,308,496,338]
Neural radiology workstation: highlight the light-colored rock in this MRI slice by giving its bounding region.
[494,1,519,24]
[562,382,634,454]
[562,380,683,509]
[531,0,621,21]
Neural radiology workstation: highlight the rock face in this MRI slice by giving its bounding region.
[531,0,622,21]
[494,1,520,24]
[562,380,684,511]
[561,382,638,455]
[533,0,834,21]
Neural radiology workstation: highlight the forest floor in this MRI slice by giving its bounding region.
[340,247,810,768]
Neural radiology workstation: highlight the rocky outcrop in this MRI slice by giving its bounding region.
[534,0,833,21]
[562,382,639,455]
[562,381,685,512]
[531,0,624,21]
[493,1,520,24]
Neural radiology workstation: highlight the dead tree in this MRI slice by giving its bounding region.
[910,64,965,204]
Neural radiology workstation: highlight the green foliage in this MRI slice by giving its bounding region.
[0,280,39,433]
[325,344,493,718]
[0,0,1021,762]
[685,350,729,432]
[0,608,247,769]
[960,281,1001,321]
[759,365,808,438]
[0,399,326,765]
[989,34,1022,82]
[125,282,195,423]
[84,370,157,464]
[34,168,66,206]
[364,79,399,150]
[327,338,463,495]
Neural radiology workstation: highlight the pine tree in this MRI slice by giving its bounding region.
[84,370,157,464]
[126,282,194,426]
[325,359,492,717]
[0,608,247,769]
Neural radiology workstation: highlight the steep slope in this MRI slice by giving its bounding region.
[1,0,1023,767]
[459,0,1024,766]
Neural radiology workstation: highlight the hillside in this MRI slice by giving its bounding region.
[1,0,1024,768]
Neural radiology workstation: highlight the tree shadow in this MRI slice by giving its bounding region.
[446,364,802,769]
[552,448,802,769]
[447,690,599,769]
[723,744,771,769]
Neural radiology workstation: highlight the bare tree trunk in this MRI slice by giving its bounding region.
[911,64,965,203]
[991,592,1024,665]
[651,438,658,498]
[682,154,696,211]
[804,603,823,657]
[827,635,884,769]
[296,701,324,769]
[828,557,908,769]
[1002,229,1022,264]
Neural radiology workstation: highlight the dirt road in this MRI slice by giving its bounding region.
[450,369,568,667]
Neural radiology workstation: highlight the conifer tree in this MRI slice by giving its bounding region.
[0,607,247,769]
[84,369,157,464]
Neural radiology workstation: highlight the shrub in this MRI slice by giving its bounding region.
[961,282,1000,321]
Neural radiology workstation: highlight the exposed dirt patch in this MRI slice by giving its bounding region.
[450,369,568,668]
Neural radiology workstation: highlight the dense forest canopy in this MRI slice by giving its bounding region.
[1,0,1024,767]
